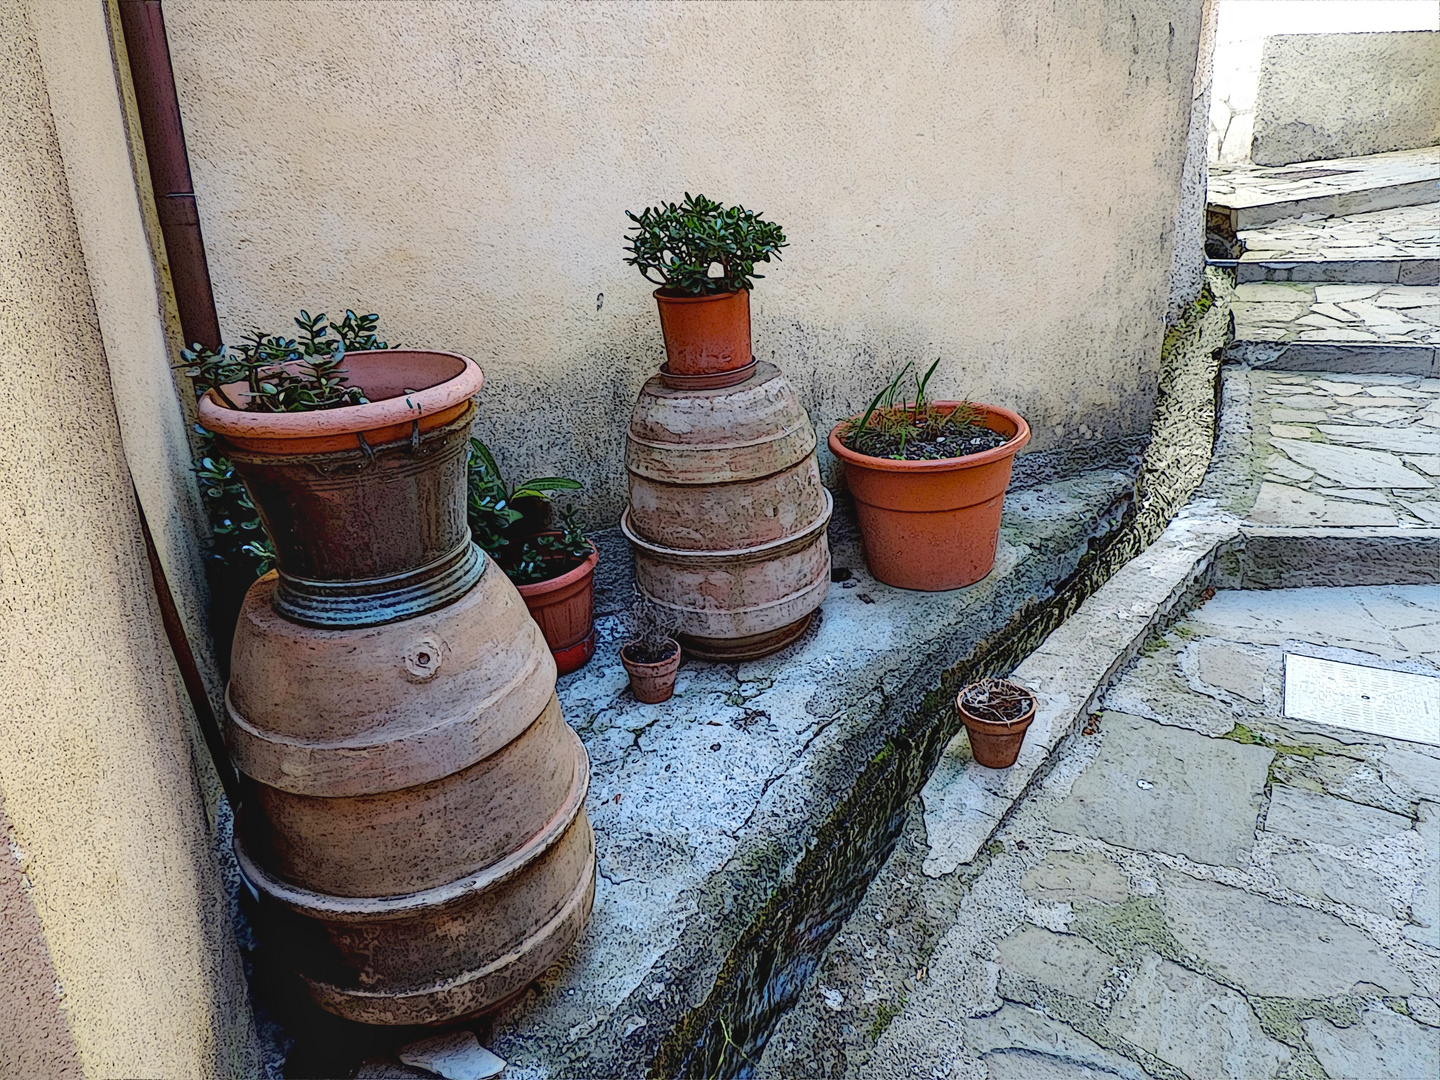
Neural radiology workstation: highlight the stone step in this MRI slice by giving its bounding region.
[1238,204,1440,285]
[1209,147,1440,234]
[1227,282,1440,375]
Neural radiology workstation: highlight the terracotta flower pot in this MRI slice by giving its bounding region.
[621,640,682,704]
[654,287,752,382]
[957,681,1037,769]
[828,403,1031,592]
[514,540,599,675]
[197,350,486,627]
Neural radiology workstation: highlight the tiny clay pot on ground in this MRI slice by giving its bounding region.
[620,639,682,704]
[513,539,599,676]
[653,287,752,379]
[957,681,1038,769]
[828,402,1031,592]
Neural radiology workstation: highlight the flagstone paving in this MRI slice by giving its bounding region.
[1237,369,1440,528]
[1208,147,1440,231]
[1232,283,1440,349]
[758,586,1440,1080]
[1237,204,1440,285]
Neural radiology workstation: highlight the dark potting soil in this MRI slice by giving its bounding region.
[624,641,679,665]
[843,422,1009,462]
[960,677,1034,724]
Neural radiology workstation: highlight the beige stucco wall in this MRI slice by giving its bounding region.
[1252,31,1440,165]
[1209,0,1439,164]
[0,0,259,1075]
[166,0,1206,521]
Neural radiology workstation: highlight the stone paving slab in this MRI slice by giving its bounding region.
[1237,204,1440,285]
[1209,147,1440,231]
[1215,366,1440,528]
[759,585,1440,1080]
[1230,283,1440,360]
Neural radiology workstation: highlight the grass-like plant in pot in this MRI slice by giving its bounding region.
[828,359,1030,591]
[624,192,787,388]
[467,439,599,674]
[619,591,682,704]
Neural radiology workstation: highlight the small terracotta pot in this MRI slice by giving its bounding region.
[653,288,752,377]
[621,640,681,704]
[828,403,1031,591]
[514,540,599,676]
[958,684,1037,769]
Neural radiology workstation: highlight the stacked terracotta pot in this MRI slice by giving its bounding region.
[623,292,831,660]
[200,351,594,1025]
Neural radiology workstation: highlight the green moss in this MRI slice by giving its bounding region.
[867,995,906,1044]
[1222,722,1318,760]
[1069,898,1184,962]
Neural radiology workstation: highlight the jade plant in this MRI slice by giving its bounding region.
[839,359,1006,462]
[623,193,787,295]
[180,309,386,411]
[466,438,590,586]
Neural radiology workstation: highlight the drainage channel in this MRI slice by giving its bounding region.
[652,270,1237,1079]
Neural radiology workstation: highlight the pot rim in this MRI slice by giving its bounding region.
[956,680,1038,729]
[620,638,682,670]
[652,286,748,303]
[197,349,484,441]
[828,401,1031,474]
[511,539,599,597]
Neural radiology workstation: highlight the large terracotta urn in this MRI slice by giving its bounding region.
[199,350,595,1024]
[623,362,831,660]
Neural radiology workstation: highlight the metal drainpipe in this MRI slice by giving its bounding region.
[117,0,221,351]
[115,1,241,805]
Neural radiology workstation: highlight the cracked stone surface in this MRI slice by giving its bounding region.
[466,468,1136,1077]
[1237,203,1440,285]
[1215,367,1440,529]
[758,586,1440,1080]
[1208,146,1440,230]
[1232,283,1440,348]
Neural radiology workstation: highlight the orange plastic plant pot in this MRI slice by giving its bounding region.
[514,541,599,675]
[829,403,1031,592]
[653,288,752,377]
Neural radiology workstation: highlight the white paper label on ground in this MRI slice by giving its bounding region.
[1284,653,1440,746]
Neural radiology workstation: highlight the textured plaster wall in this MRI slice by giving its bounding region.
[1209,0,1439,164]
[1253,31,1440,165]
[166,0,1204,522]
[0,1,259,1075]
[1168,0,1219,319]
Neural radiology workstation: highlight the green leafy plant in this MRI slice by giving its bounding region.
[179,309,387,412]
[193,428,275,576]
[466,438,589,584]
[624,193,787,295]
[839,358,1001,461]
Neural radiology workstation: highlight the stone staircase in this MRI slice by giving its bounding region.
[1208,145,1440,376]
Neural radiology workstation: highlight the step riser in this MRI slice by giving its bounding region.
[1238,260,1440,285]
[1226,341,1439,377]
[1231,180,1440,231]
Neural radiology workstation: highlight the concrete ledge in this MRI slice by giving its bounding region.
[476,466,1139,1078]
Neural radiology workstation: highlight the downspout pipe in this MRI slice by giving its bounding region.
[117,0,221,351]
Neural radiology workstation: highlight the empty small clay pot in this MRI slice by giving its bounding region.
[957,679,1037,769]
[621,640,682,704]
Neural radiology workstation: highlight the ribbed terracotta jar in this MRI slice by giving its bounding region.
[623,362,831,660]
[201,351,595,1024]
